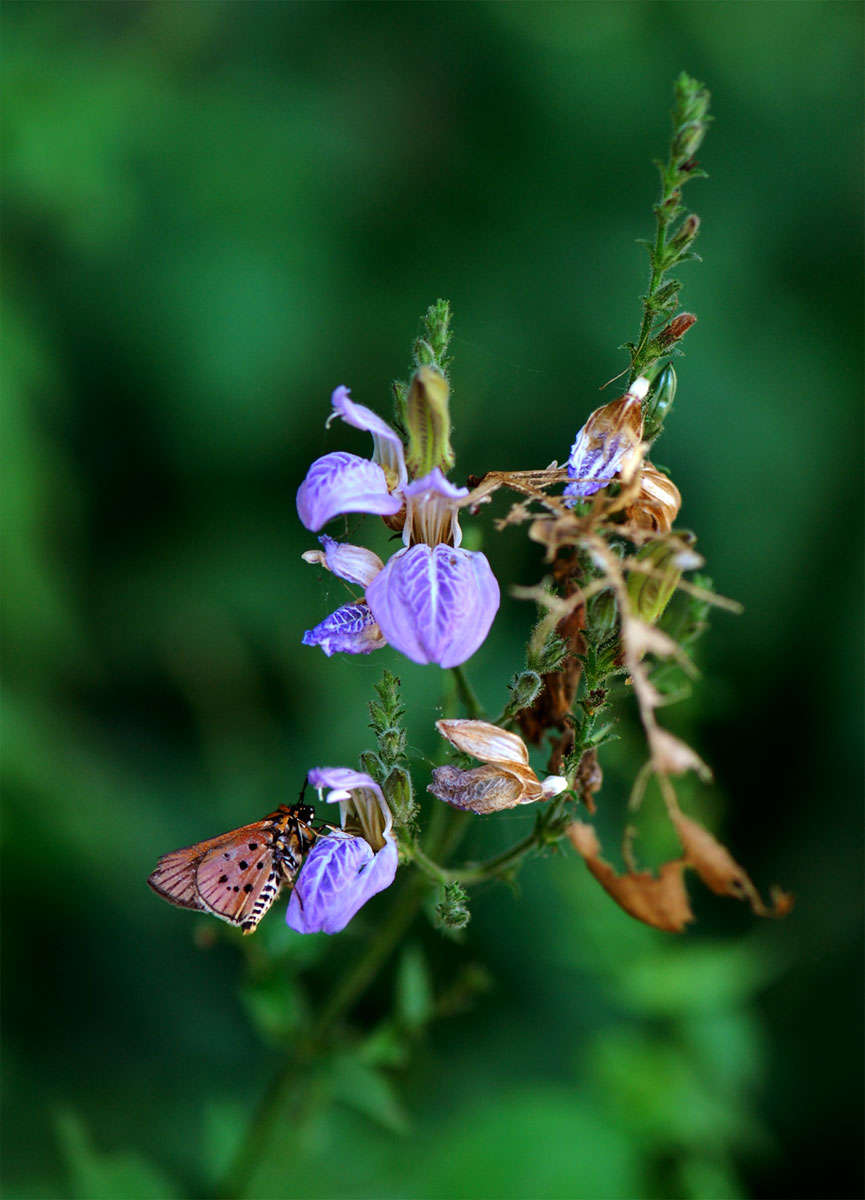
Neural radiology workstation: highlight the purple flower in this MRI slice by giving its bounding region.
[366,544,498,668]
[286,768,398,935]
[301,601,385,657]
[296,387,406,531]
[563,377,648,503]
[364,470,500,668]
[302,535,384,588]
[301,535,386,656]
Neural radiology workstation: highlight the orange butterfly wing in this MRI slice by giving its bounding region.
[147,818,275,913]
[194,829,281,934]
[148,806,316,935]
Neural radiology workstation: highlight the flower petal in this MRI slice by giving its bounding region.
[329,386,406,490]
[302,535,384,586]
[366,544,500,669]
[307,767,393,845]
[302,602,385,656]
[402,468,469,547]
[296,451,402,532]
[285,831,398,935]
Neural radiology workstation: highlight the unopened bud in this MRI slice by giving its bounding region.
[658,312,697,349]
[674,120,707,162]
[404,366,455,479]
[358,750,385,784]
[588,589,618,635]
[668,213,700,256]
[643,364,677,442]
[509,670,543,710]
[383,765,416,827]
[626,534,697,625]
[626,462,681,534]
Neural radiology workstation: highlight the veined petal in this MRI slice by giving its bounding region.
[285,831,398,935]
[329,386,407,490]
[302,535,384,586]
[366,544,500,669]
[307,767,393,847]
[402,467,468,547]
[296,451,402,532]
[302,602,385,657]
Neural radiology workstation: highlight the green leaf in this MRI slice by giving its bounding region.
[56,1113,179,1200]
[395,943,434,1030]
[328,1055,410,1134]
[614,940,788,1017]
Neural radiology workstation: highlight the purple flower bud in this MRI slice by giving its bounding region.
[302,601,385,656]
[285,831,398,934]
[296,451,402,532]
[302,535,384,587]
[365,543,499,668]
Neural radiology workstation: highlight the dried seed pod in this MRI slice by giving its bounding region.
[430,719,568,814]
[626,463,681,533]
[563,378,647,502]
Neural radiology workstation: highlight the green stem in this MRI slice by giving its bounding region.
[219,874,429,1199]
[450,664,485,719]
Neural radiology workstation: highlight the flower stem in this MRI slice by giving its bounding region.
[219,874,429,1199]
[450,664,485,719]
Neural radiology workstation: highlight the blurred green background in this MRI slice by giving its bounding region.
[3,3,862,1198]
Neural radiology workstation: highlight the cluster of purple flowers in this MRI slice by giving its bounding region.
[285,378,629,935]
[297,386,499,669]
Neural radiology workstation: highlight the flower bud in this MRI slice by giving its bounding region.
[509,670,543,711]
[626,534,697,625]
[667,213,700,257]
[588,589,618,635]
[383,765,416,828]
[404,366,456,480]
[359,750,385,783]
[674,120,707,162]
[643,364,677,442]
[657,313,697,349]
[626,462,681,533]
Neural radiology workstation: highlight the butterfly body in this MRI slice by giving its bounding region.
[148,804,317,934]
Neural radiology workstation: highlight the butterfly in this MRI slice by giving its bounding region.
[147,804,318,934]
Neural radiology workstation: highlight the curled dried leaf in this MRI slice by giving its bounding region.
[672,810,794,919]
[623,617,681,661]
[567,821,694,933]
[650,728,712,781]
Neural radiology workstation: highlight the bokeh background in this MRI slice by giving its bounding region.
[3,3,862,1198]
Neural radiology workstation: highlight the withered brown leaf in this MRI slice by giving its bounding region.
[671,811,794,919]
[567,821,694,933]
